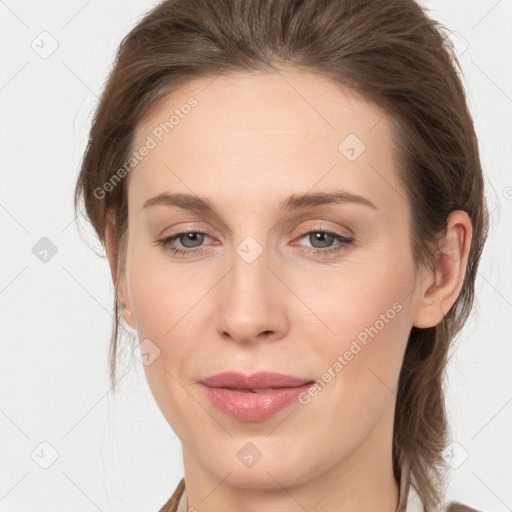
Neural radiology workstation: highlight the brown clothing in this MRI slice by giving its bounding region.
[158,476,482,512]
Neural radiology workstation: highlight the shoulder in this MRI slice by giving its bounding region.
[445,501,484,512]
[158,478,185,512]
[405,478,483,512]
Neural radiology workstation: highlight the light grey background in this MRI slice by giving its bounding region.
[0,1,510,511]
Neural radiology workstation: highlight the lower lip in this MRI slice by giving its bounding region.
[201,383,314,422]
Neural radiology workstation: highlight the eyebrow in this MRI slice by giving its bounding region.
[143,190,377,213]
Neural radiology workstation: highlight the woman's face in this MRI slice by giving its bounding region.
[121,68,424,490]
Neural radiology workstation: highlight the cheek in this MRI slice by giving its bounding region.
[125,241,221,399]
[125,246,210,436]
[126,240,208,339]
[295,253,416,401]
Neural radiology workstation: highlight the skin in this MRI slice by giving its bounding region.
[105,67,472,512]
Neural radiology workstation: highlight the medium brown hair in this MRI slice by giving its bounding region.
[74,0,488,509]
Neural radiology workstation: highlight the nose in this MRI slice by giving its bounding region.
[215,239,289,344]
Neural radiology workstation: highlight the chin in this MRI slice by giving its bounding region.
[197,439,319,490]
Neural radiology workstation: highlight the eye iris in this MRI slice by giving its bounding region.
[180,232,204,248]
[310,232,334,248]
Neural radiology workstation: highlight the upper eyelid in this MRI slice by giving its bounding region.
[162,225,351,240]
[160,218,353,236]
[295,222,353,237]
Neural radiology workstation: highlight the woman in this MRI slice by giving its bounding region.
[74,0,489,511]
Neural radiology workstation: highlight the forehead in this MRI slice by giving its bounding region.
[129,68,404,211]
[135,68,389,145]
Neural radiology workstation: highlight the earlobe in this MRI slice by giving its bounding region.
[105,213,136,330]
[120,304,136,329]
[412,211,472,329]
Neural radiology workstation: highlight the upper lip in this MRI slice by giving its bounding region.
[200,371,315,389]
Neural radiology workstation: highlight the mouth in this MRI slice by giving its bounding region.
[200,371,316,422]
[228,387,280,393]
[200,370,315,390]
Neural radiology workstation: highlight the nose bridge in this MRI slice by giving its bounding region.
[215,233,286,342]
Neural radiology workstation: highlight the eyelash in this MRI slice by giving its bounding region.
[294,225,354,257]
[155,226,354,258]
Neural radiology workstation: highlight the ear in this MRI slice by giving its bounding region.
[105,213,136,330]
[412,210,473,328]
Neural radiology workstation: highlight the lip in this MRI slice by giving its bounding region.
[200,371,316,422]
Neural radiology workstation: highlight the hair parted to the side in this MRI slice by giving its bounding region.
[74,0,488,510]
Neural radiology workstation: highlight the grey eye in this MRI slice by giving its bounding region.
[178,232,206,248]
[307,232,336,249]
